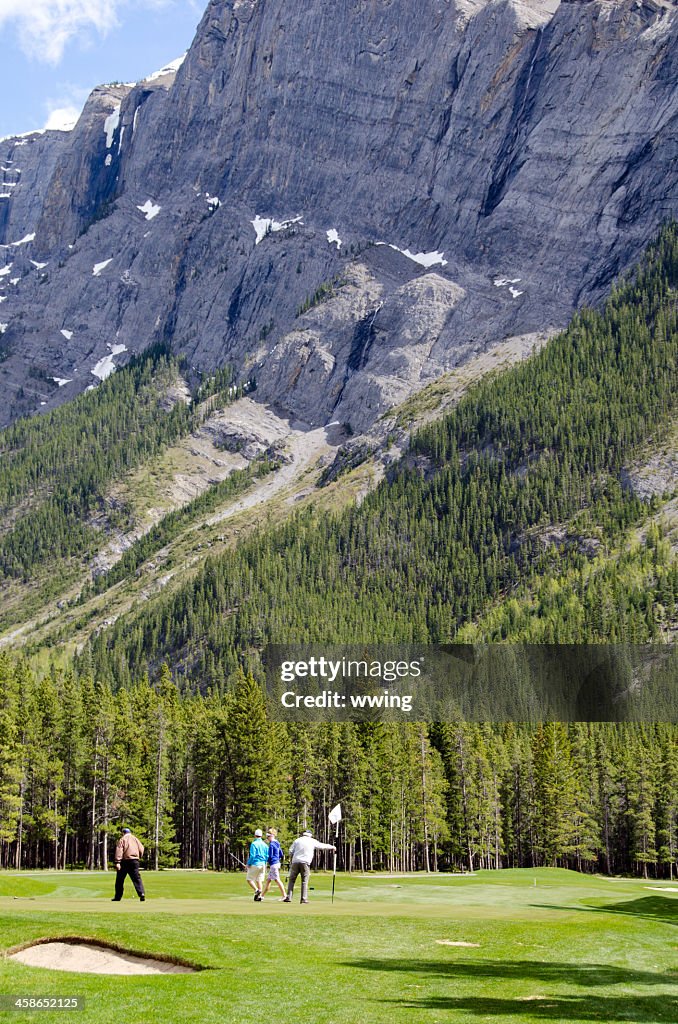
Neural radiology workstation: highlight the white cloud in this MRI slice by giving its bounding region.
[0,1,171,64]
[44,104,81,130]
[0,1,120,63]
[43,84,89,131]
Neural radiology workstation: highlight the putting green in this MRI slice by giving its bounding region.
[1,869,676,1023]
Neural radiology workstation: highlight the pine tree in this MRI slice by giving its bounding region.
[628,734,658,879]
[220,672,283,861]
[656,732,678,880]
[0,654,22,867]
[532,723,578,867]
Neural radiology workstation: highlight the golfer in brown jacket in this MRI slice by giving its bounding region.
[112,828,145,902]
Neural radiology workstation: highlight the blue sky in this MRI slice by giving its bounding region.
[0,1,204,139]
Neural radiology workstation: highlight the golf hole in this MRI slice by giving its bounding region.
[7,938,201,975]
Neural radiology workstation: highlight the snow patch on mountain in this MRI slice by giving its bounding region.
[252,214,303,245]
[137,200,161,221]
[104,106,121,149]
[376,243,448,268]
[91,343,127,381]
[144,55,187,84]
[0,130,44,145]
[494,276,524,298]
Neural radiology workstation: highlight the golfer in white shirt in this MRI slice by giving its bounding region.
[282,829,335,904]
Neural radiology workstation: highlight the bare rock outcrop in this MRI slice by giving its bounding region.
[0,0,676,429]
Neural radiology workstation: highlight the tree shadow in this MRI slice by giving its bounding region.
[383,994,678,1020]
[342,958,678,988]
[538,895,678,927]
[343,958,678,1021]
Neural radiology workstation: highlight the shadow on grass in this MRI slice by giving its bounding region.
[382,994,678,1020]
[539,895,678,927]
[341,958,677,987]
[344,958,678,1021]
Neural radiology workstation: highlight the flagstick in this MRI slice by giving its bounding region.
[331,821,338,904]
[331,849,337,904]
[328,803,342,905]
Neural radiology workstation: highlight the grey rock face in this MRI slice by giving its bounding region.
[0,131,70,248]
[0,0,676,428]
[35,85,133,253]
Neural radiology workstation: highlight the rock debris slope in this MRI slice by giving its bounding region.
[0,0,676,429]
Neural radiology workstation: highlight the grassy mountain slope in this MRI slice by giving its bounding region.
[71,225,678,690]
[1,227,677,677]
[0,321,545,654]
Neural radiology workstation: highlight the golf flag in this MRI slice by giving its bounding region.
[329,804,342,905]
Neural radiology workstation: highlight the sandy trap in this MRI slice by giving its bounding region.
[435,940,480,948]
[7,938,199,975]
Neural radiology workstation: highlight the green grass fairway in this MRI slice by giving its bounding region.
[1,869,677,1023]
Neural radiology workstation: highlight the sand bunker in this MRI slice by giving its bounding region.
[9,940,197,975]
[646,886,678,892]
[435,940,480,947]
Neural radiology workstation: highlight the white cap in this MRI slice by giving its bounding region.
[254,829,263,837]
[302,829,313,836]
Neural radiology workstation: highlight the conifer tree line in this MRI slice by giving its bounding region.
[1,653,677,880]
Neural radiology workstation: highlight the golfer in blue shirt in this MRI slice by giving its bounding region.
[260,827,286,901]
[247,829,269,902]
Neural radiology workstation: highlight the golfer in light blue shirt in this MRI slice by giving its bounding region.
[247,828,269,902]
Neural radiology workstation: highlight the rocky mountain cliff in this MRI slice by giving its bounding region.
[0,0,676,430]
